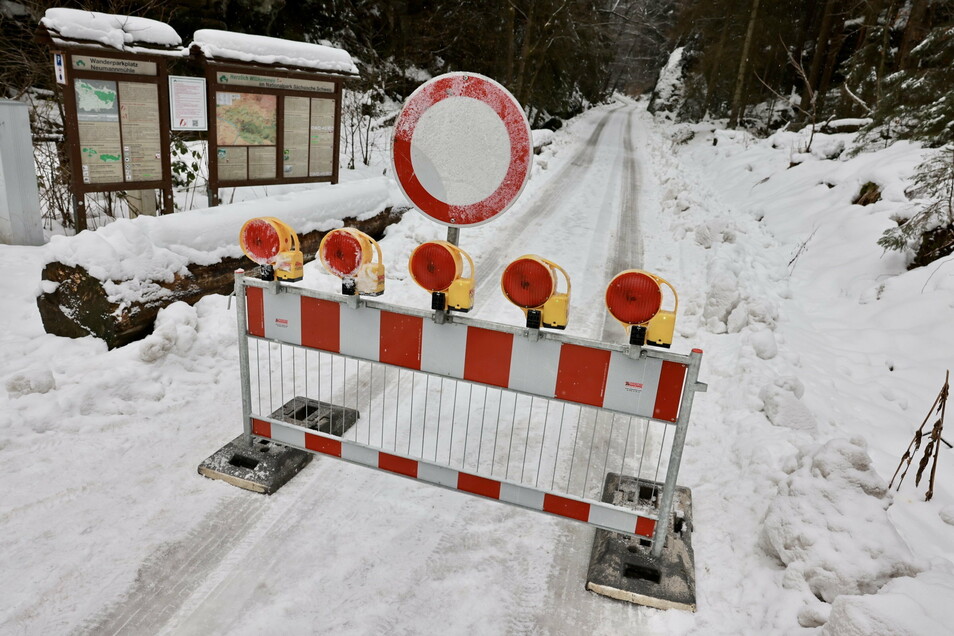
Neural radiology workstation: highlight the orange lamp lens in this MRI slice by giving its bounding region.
[410,243,458,291]
[502,258,554,308]
[241,219,281,264]
[322,231,364,277]
[605,272,662,324]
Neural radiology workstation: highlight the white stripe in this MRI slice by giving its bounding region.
[509,336,562,397]
[500,482,546,510]
[588,503,644,534]
[602,354,663,417]
[340,303,381,361]
[421,319,467,377]
[263,291,302,345]
[418,462,459,488]
[270,422,306,448]
[341,443,378,467]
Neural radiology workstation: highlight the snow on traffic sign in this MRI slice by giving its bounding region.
[392,72,532,227]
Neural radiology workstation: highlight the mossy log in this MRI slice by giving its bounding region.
[37,207,404,349]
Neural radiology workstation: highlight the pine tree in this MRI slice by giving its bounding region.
[878,146,954,267]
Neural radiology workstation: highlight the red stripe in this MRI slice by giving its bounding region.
[635,516,656,538]
[305,433,341,457]
[463,327,513,387]
[653,361,687,422]
[379,452,419,478]
[379,312,423,370]
[543,494,590,522]
[246,287,264,337]
[301,297,340,352]
[554,344,611,407]
[251,418,271,437]
[457,473,501,499]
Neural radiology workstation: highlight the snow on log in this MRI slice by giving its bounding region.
[37,178,405,349]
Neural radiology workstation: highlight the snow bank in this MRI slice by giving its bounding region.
[41,8,181,50]
[665,114,954,634]
[761,437,921,605]
[823,567,954,635]
[44,178,393,287]
[191,29,358,75]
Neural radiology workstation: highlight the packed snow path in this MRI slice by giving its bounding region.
[70,104,665,635]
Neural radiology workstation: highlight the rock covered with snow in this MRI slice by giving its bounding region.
[41,8,181,50]
[191,29,358,75]
[649,47,686,120]
[760,437,922,605]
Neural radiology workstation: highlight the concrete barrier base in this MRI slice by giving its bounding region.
[586,474,696,612]
[198,397,359,494]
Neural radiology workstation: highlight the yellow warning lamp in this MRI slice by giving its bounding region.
[318,228,385,296]
[239,217,304,282]
[409,241,475,312]
[501,255,571,330]
[605,270,678,348]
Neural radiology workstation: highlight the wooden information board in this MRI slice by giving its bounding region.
[205,63,344,205]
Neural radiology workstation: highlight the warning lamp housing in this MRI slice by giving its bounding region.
[239,216,304,282]
[501,255,571,330]
[605,270,678,348]
[409,241,475,312]
[318,228,385,296]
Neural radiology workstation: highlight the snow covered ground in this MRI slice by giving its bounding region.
[2,100,953,634]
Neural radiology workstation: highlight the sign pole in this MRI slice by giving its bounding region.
[446,226,459,246]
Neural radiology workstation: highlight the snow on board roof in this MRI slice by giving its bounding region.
[191,29,358,76]
[40,8,182,51]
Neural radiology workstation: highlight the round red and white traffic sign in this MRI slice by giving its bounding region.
[392,72,532,227]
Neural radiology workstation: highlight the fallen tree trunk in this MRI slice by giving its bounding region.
[37,207,404,349]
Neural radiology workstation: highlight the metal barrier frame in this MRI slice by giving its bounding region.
[234,271,706,557]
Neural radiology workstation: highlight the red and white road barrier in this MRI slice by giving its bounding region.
[235,274,706,553]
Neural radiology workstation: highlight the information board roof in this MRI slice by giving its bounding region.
[41,8,182,52]
[191,30,358,76]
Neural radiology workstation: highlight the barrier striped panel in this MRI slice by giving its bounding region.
[246,286,688,423]
[251,416,658,539]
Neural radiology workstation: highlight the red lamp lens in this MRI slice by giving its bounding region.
[502,258,554,308]
[322,231,363,277]
[411,243,457,291]
[605,272,662,324]
[241,219,280,264]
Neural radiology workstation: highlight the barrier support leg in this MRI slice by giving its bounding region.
[235,271,253,442]
[651,349,706,559]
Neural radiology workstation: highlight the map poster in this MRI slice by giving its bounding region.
[283,96,309,178]
[218,147,248,181]
[308,98,335,177]
[215,92,277,146]
[75,79,123,184]
[248,146,276,180]
[119,82,162,182]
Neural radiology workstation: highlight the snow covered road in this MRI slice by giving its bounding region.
[4,100,951,635]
